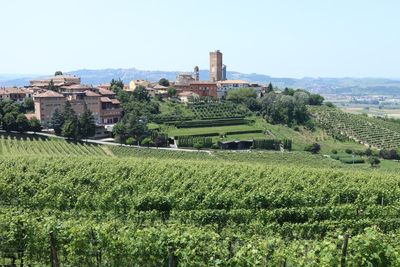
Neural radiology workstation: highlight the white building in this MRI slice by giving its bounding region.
[216,80,250,99]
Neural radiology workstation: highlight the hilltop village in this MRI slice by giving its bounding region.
[0,51,267,138]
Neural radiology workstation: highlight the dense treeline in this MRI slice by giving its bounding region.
[50,101,95,140]
[1,156,400,266]
[0,100,41,132]
[225,85,324,126]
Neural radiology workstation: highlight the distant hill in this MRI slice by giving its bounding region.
[1,68,400,95]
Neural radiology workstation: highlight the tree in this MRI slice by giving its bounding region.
[16,114,29,133]
[110,79,124,93]
[63,101,76,121]
[61,119,79,140]
[54,71,63,76]
[79,103,96,139]
[133,85,150,101]
[368,156,381,167]
[141,137,153,147]
[167,87,177,97]
[29,117,42,132]
[126,137,135,146]
[23,98,34,112]
[51,109,65,135]
[193,141,204,151]
[266,82,274,93]
[325,102,335,108]
[2,112,17,132]
[48,79,57,92]
[309,94,324,105]
[112,122,126,144]
[159,78,170,87]
[125,114,148,142]
[304,143,321,154]
[226,88,257,104]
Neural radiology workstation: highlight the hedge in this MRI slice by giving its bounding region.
[176,136,213,148]
[170,118,253,128]
[339,157,365,164]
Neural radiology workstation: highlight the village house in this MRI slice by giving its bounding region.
[178,91,199,103]
[30,75,122,127]
[0,87,33,103]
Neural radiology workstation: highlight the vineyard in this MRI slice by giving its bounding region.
[189,102,246,120]
[309,106,400,149]
[2,154,400,266]
[0,135,107,157]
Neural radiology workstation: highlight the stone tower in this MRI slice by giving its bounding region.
[209,50,223,82]
[194,66,200,81]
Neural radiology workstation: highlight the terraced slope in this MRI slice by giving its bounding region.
[310,106,400,149]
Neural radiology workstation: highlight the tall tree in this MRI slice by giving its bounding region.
[110,79,124,93]
[167,87,177,97]
[63,101,77,122]
[2,112,17,132]
[16,114,29,133]
[23,98,34,112]
[29,117,42,132]
[79,103,96,139]
[48,79,57,92]
[266,82,274,93]
[50,109,64,135]
[54,71,63,76]
[61,119,79,140]
[112,122,126,144]
[158,78,170,87]
[133,85,150,101]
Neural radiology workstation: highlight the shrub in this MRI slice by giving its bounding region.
[368,156,381,167]
[331,149,338,154]
[193,142,204,150]
[345,148,353,154]
[211,143,219,149]
[305,143,321,154]
[141,137,153,147]
[339,157,365,164]
[126,137,136,146]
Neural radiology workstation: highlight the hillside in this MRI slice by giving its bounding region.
[310,106,400,150]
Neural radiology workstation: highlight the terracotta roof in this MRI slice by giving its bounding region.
[34,90,64,98]
[0,88,31,95]
[100,97,112,102]
[85,90,101,97]
[60,84,92,90]
[97,88,115,96]
[153,84,168,89]
[190,81,217,85]
[218,80,249,84]
[111,99,120,104]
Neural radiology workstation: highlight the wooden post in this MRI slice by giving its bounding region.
[49,232,59,267]
[341,234,349,267]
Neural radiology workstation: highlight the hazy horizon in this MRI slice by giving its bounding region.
[1,0,399,78]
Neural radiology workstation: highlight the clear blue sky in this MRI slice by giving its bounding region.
[1,0,399,78]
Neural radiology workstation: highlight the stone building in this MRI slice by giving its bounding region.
[31,75,122,127]
[210,50,223,82]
